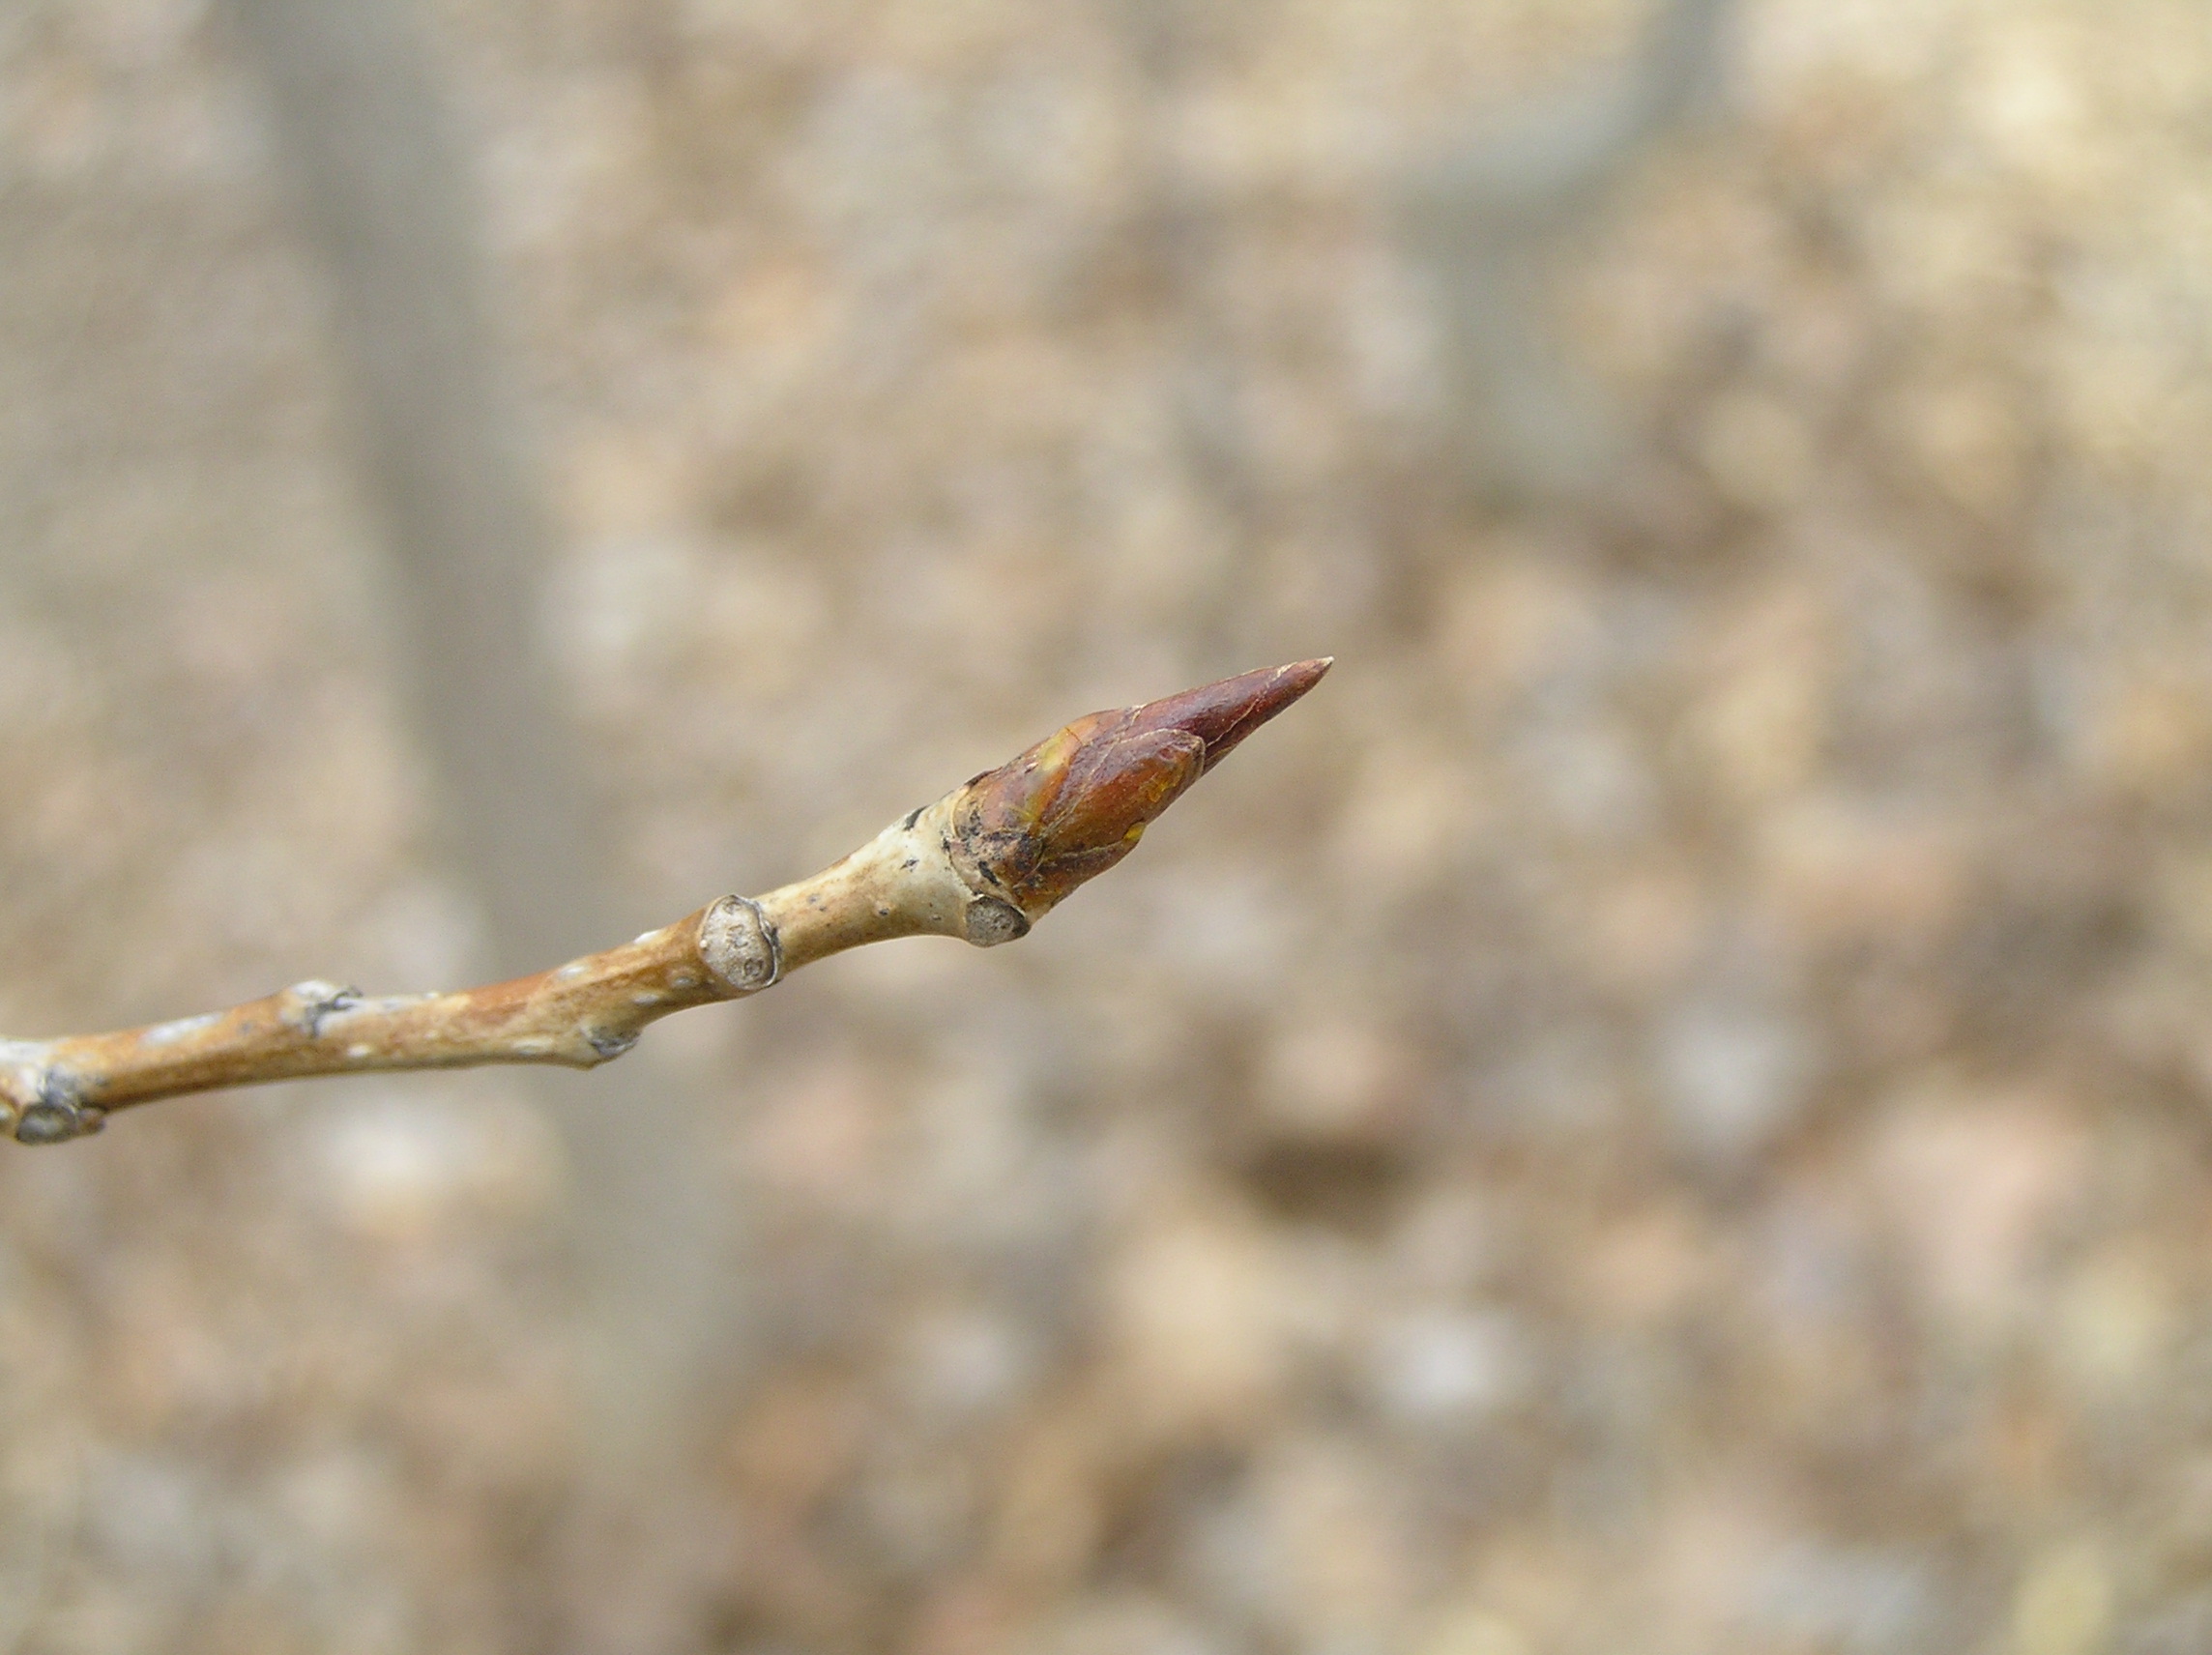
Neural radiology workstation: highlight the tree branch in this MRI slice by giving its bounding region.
[1401,0,1737,496]
[0,661,1329,1145]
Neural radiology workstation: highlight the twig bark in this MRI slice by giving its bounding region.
[0,661,1329,1145]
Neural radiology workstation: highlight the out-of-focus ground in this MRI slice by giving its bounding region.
[7,0,2212,1650]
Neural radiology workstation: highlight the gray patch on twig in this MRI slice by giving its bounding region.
[277,979,364,1037]
[699,894,781,993]
[584,1028,640,1061]
[962,897,1031,948]
[14,1107,83,1146]
[15,1072,102,1145]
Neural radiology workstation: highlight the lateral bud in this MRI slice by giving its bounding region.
[14,1072,102,1145]
[699,894,782,993]
[962,897,1031,947]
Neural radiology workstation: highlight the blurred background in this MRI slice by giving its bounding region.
[5,0,2212,1649]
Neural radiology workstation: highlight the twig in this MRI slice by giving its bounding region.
[0,661,1330,1145]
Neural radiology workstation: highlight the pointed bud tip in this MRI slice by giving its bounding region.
[1126,656,1334,773]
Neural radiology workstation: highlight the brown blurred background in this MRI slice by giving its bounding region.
[6,0,2212,1650]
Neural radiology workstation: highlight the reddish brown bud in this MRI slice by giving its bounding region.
[949,659,1331,919]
